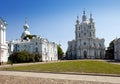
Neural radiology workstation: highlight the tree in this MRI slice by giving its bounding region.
[57,45,64,60]
[8,51,42,63]
[105,40,114,59]
[23,35,36,40]
[34,53,42,62]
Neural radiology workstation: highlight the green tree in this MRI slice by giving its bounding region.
[8,51,42,63]
[23,35,36,40]
[105,40,114,59]
[34,53,42,62]
[57,46,64,60]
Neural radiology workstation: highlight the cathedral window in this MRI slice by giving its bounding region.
[90,25,91,29]
[84,27,86,31]
[84,33,86,36]
[94,43,96,47]
[93,32,94,36]
[79,27,80,30]
[79,33,80,37]
[35,47,38,52]
[99,44,101,47]
[24,45,26,47]
[84,42,86,45]
[90,32,92,37]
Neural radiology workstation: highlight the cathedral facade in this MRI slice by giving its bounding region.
[8,20,58,62]
[67,11,105,59]
[0,18,9,63]
[114,38,120,60]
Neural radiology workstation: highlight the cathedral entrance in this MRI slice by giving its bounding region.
[84,51,87,59]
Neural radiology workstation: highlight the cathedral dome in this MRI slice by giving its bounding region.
[21,30,31,39]
[22,30,30,36]
[24,23,29,29]
[21,19,31,39]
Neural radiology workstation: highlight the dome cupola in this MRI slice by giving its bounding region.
[21,19,31,40]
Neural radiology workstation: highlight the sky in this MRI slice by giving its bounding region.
[1,0,120,52]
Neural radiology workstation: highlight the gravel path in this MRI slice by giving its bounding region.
[0,71,120,84]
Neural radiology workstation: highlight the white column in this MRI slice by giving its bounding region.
[0,29,1,44]
[3,29,6,44]
[1,29,3,44]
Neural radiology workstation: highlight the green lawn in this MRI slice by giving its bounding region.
[1,60,120,75]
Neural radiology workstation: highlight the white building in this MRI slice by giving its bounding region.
[0,18,9,63]
[67,10,105,59]
[114,38,120,60]
[8,20,58,62]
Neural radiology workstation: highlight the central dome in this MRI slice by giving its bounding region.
[21,30,31,39]
[21,20,31,40]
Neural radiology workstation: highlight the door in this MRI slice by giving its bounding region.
[84,51,87,59]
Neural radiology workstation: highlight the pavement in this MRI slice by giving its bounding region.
[0,71,120,84]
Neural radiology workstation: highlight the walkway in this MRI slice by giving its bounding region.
[0,71,120,84]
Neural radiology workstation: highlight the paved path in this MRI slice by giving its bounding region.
[0,71,120,84]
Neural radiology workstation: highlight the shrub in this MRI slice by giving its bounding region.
[8,51,42,63]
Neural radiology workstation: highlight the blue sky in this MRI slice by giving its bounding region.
[1,0,120,52]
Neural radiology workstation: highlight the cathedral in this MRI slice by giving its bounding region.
[8,20,58,62]
[0,18,9,63]
[67,10,105,59]
[114,38,120,60]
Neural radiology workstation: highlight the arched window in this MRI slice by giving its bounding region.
[79,33,80,37]
[90,25,91,29]
[84,33,86,36]
[79,27,80,30]
[84,27,86,31]
[99,44,101,47]
[35,47,38,52]
[84,42,86,45]
[94,43,96,47]
[90,32,92,37]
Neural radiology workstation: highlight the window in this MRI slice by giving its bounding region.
[35,47,38,52]
[94,43,96,47]
[84,33,86,36]
[84,42,86,45]
[84,27,86,31]
[90,25,91,29]
[79,27,80,30]
[90,32,92,37]
[79,33,80,37]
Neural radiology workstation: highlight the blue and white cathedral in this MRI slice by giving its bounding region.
[67,10,105,59]
[8,20,58,62]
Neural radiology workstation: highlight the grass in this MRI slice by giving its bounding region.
[1,60,120,75]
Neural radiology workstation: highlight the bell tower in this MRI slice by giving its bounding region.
[89,13,95,38]
[82,10,87,22]
[75,16,80,40]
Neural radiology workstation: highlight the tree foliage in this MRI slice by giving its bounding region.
[57,46,64,60]
[23,35,36,40]
[105,40,114,59]
[8,51,42,63]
